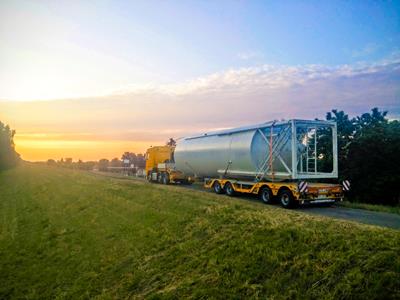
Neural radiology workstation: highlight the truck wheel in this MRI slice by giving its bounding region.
[224,182,235,196]
[278,189,297,209]
[259,186,273,204]
[150,172,158,182]
[213,181,224,194]
[162,173,170,185]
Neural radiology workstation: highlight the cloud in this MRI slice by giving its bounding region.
[351,43,380,58]
[237,51,264,60]
[1,58,399,160]
[114,57,399,101]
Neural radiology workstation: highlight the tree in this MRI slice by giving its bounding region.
[64,158,73,168]
[0,121,20,170]
[320,108,399,205]
[121,152,137,166]
[345,119,400,205]
[121,152,145,168]
[355,107,388,133]
[110,158,122,168]
[77,159,83,169]
[76,160,96,170]
[47,159,56,166]
[82,161,96,170]
[166,138,176,147]
[98,159,109,172]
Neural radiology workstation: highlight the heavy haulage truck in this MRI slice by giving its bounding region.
[145,119,349,208]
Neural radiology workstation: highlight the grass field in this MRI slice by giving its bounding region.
[1,164,399,299]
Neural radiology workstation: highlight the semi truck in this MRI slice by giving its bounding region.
[146,119,349,208]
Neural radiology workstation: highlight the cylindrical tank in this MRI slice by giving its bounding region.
[174,121,293,180]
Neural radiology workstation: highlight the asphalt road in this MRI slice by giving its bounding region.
[299,205,400,230]
[92,172,400,230]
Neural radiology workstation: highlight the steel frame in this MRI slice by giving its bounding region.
[255,119,338,181]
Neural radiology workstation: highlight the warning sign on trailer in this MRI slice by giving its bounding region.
[298,181,308,193]
[342,180,350,191]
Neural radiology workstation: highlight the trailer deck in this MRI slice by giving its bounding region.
[204,178,344,208]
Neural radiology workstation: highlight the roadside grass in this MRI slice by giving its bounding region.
[338,201,400,215]
[0,164,399,299]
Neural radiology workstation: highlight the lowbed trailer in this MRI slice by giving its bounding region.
[204,178,344,208]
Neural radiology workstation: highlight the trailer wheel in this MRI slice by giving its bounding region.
[278,189,297,209]
[157,173,163,184]
[162,173,170,185]
[213,181,224,194]
[224,182,235,196]
[259,186,273,204]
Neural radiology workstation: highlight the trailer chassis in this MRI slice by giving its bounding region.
[204,178,344,208]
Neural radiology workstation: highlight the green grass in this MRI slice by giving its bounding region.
[0,164,399,299]
[338,201,400,215]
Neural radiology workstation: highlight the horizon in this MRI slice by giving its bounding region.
[1,0,399,161]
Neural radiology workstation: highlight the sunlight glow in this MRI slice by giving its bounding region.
[14,137,153,161]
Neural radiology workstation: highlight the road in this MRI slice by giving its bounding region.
[298,205,400,229]
[92,171,400,230]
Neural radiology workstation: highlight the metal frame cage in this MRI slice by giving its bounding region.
[252,119,338,181]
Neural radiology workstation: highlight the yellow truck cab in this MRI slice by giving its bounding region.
[145,145,193,184]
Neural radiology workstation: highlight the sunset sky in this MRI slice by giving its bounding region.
[1,0,399,161]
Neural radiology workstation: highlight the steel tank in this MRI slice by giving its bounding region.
[175,119,339,181]
[174,121,294,180]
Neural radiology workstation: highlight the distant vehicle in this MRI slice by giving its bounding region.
[146,119,349,208]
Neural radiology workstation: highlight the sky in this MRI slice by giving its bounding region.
[0,0,399,161]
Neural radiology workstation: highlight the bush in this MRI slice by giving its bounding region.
[0,121,20,170]
[324,108,400,206]
[345,121,400,205]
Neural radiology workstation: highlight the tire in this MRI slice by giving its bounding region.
[224,182,235,196]
[259,186,273,204]
[278,189,297,209]
[162,173,170,185]
[213,181,224,194]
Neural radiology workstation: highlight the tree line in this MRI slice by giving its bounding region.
[47,152,146,173]
[319,108,399,206]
